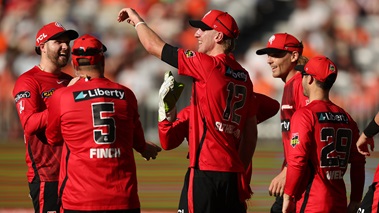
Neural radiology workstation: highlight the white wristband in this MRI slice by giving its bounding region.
[135,22,146,29]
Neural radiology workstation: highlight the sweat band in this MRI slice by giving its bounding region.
[135,22,146,29]
[363,118,379,138]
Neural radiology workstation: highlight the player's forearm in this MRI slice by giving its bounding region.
[23,110,48,136]
[239,116,257,169]
[135,22,166,59]
[158,122,185,150]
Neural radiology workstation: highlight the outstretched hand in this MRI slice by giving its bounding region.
[357,132,375,156]
[141,141,162,161]
[117,8,144,26]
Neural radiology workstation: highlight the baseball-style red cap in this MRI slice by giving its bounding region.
[189,10,240,39]
[35,22,79,55]
[295,55,338,82]
[71,34,107,67]
[256,33,303,55]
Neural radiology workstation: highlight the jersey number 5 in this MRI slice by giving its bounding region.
[320,127,352,168]
[92,102,116,144]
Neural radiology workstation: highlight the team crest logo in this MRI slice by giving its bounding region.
[290,133,299,148]
[268,35,275,45]
[329,64,336,73]
[55,22,65,29]
[185,50,195,58]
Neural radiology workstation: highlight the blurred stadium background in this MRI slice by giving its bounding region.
[0,0,379,212]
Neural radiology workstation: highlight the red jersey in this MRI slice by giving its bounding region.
[285,100,365,212]
[281,72,308,166]
[158,93,278,151]
[12,66,72,182]
[178,49,257,172]
[159,106,190,151]
[373,165,379,183]
[46,77,146,210]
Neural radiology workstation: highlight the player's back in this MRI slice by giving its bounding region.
[296,100,362,212]
[56,77,141,210]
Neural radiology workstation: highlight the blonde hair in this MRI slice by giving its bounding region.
[297,55,309,65]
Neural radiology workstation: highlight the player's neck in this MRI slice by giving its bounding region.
[308,90,330,103]
[37,63,61,75]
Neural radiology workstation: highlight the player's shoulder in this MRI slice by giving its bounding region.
[16,67,39,81]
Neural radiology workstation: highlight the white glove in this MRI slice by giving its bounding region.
[158,71,184,122]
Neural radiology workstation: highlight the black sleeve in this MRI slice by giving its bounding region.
[161,43,179,68]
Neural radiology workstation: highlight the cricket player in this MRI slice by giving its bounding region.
[12,22,78,213]
[45,34,161,212]
[283,55,365,213]
[118,8,258,213]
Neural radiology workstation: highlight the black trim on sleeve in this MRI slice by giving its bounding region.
[161,43,179,68]
[363,118,379,138]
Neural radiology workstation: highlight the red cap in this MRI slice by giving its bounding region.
[189,10,239,39]
[295,55,338,82]
[35,22,78,55]
[71,34,107,67]
[256,33,303,55]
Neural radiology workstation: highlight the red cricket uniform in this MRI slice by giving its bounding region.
[13,66,72,182]
[281,72,308,167]
[177,49,257,172]
[285,100,365,212]
[46,77,145,211]
[159,106,190,151]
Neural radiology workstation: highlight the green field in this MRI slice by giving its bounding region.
[0,139,377,212]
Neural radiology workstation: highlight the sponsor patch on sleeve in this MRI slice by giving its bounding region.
[184,50,195,58]
[14,91,31,103]
[290,133,299,148]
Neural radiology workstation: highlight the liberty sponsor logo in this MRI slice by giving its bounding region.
[42,88,55,98]
[90,148,121,158]
[281,119,290,132]
[317,112,348,124]
[14,91,31,103]
[225,67,247,82]
[74,88,125,102]
[290,133,299,148]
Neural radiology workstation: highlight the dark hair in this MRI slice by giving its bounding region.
[76,58,103,70]
[315,73,337,90]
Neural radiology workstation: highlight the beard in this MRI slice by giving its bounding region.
[46,45,70,68]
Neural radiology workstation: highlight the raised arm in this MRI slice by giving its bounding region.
[117,8,166,59]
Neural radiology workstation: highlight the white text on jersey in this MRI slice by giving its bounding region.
[326,170,344,180]
[90,148,121,158]
[215,121,240,138]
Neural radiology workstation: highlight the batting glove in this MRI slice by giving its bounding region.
[158,71,184,122]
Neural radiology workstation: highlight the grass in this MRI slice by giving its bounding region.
[0,138,377,213]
